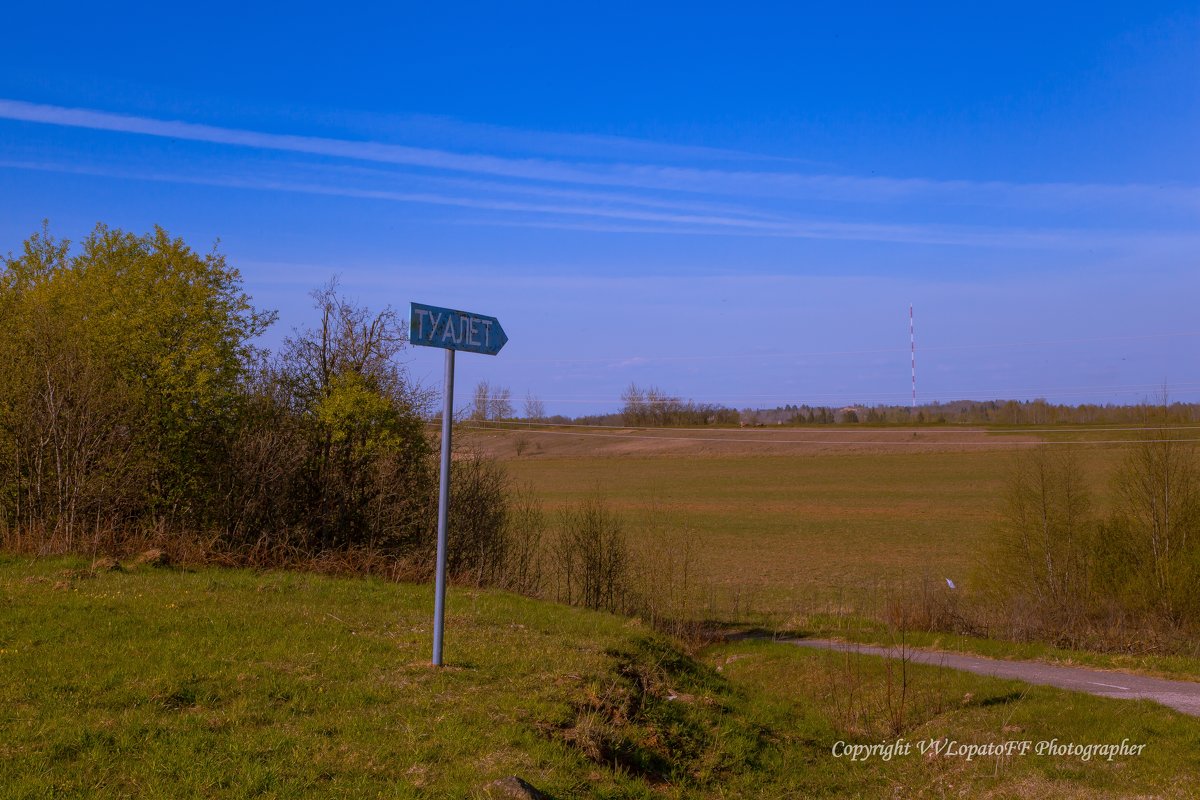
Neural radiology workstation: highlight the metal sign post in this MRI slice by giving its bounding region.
[410,302,508,666]
[432,347,453,666]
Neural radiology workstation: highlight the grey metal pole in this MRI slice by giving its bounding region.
[432,347,454,666]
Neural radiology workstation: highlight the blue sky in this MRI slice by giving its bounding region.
[1,2,1197,414]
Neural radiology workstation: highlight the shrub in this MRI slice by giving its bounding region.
[552,495,630,613]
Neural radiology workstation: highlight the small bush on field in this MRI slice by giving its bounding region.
[499,485,546,596]
[376,454,545,592]
[883,576,964,635]
[551,495,630,613]
[816,641,936,739]
[627,505,711,643]
[533,493,722,641]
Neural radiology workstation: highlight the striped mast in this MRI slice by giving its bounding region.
[909,304,917,409]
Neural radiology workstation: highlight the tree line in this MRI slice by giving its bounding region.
[746,399,1200,426]
[0,224,516,582]
[618,384,740,427]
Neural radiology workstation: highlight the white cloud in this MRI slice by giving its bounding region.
[7,156,1197,252]
[3,98,1197,214]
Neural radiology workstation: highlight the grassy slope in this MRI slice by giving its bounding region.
[4,558,1200,798]
[1,557,665,798]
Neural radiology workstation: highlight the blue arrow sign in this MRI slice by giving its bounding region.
[412,301,508,665]
[410,302,508,356]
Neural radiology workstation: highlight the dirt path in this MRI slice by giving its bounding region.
[787,639,1200,717]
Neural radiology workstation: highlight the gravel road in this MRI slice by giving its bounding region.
[787,639,1200,717]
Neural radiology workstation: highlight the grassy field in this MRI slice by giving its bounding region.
[487,428,1127,616]
[505,450,1004,597]
[4,557,1200,798]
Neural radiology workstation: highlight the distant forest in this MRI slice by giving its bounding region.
[739,398,1200,426]
[538,386,1200,428]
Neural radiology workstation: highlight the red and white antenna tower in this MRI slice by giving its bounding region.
[909,304,917,409]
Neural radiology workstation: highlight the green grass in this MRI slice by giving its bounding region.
[4,557,1200,798]
[0,556,845,798]
[0,556,682,797]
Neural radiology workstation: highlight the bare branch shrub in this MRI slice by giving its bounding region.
[523,393,545,422]
[625,501,712,643]
[445,454,509,585]
[501,486,546,595]
[1104,430,1200,626]
[976,446,1096,643]
[552,495,630,613]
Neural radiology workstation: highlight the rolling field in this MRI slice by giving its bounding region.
[474,426,1132,616]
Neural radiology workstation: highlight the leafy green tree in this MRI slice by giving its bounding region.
[272,282,433,550]
[0,223,273,546]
